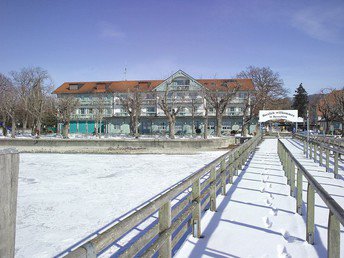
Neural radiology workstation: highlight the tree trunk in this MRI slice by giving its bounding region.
[98,120,102,139]
[215,109,222,137]
[94,122,98,137]
[2,118,7,136]
[242,122,249,137]
[129,114,135,136]
[36,120,42,138]
[204,109,208,139]
[62,122,70,138]
[191,112,195,136]
[22,116,28,134]
[168,117,175,139]
[134,115,139,138]
[11,118,16,138]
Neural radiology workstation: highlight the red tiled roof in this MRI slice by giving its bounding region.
[53,78,254,94]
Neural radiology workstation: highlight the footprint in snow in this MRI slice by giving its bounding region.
[280,229,290,240]
[270,206,278,216]
[265,198,273,206]
[262,216,272,228]
[260,186,265,193]
[268,193,274,200]
[267,183,272,188]
[277,245,291,258]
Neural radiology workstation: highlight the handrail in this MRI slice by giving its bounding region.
[61,134,262,257]
[278,139,344,257]
[293,133,343,179]
[294,133,344,154]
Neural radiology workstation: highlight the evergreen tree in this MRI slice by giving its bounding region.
[292,83,308,118]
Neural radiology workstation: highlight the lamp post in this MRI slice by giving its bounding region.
[306,109,310,158]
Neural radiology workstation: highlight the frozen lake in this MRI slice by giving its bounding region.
[15,151,225,257]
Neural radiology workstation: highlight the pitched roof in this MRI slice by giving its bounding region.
[53,78,254,94]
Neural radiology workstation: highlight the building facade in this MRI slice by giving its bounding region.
[53,70,255,135]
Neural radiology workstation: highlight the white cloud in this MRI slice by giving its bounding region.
[292,5,344,43]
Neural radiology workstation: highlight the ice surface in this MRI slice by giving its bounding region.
[15,151,225,257]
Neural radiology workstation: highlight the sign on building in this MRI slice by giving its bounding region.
[258,110,301,123]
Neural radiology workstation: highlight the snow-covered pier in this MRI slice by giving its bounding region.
[176,138,344,258]
[14,135,343,257]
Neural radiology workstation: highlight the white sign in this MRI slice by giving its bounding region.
[259,110,299,122]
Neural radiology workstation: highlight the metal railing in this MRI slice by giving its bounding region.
[61,134,262,258]
[294,133,344,179]
[278,139,344,258]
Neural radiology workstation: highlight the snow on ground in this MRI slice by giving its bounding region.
[176,138,344,258]
[15,151,225,258]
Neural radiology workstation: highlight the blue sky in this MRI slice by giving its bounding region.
[1,0,343,95]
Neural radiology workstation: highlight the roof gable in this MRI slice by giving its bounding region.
[153,70,204,91]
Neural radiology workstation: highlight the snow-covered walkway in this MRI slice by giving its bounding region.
[176,138,333,258]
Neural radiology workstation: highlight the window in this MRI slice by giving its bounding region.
[69,84,82,90]
[174,79,190,86]
[146,107,155,113]
[238,93,247,99]
[80,108,86,115]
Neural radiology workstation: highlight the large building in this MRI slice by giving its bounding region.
[53,70,255,135]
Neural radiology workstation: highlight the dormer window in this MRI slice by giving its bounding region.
[96,83,106,90]
[69,84,82,90]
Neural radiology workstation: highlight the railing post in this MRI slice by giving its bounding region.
[241,149,246,166]
[228,156,233,184]
[192,178,201,238]
[158,201,171,258]
[220,160,226,195]
[286,153,290,179]
[296,167,303,215]
[309,143,313,159]
[209,167,217,212]
[326,149,330,172]
[0,149,19,258]
[290,160,295,196]
[313,144,317,162]
[306,183,315,244]
[319,145,323,166]
[234,152,238,176]
[237,150,242,172]
[328,211,340,258]
[334,152,339,179]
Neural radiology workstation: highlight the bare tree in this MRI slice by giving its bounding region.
[119,85,143,137]
[10,69,32,132]
[332,89,344,135]
[0,74,10,136]
[1,75,20,138]
[11,67,53,137]
[184,91,202,136]
[204,81,239,137]
[157,80,184,139]
[92,95,107,138]
[202,89,209,139]
[237,66,288,135]
[56,95,80,138]
[319,88,344,135]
